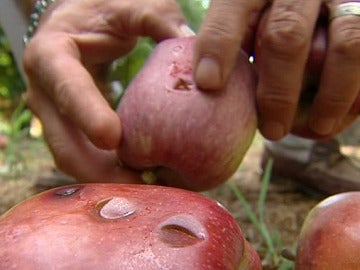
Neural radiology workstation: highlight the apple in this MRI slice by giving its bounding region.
[0,183,261,270]
[117,37,257,191]
[295,192,360,269]
[255,9,359,140]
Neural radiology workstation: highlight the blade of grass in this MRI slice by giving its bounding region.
[258,158,278,263]
[229,158,280,265]
[228,181,262,233]
[258,158,273,222]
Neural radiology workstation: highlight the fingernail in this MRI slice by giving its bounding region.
[261,121,285,140]
[309,117,336,135]
[179,24,195,37]
[195,57,221,90]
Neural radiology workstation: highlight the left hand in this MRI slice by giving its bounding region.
[24,0,191,182]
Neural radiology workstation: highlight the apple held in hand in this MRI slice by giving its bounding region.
[295,192,360,270]
[117,37,257,191]
[0,183,261,270]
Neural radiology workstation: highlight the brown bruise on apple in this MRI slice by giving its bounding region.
[168,51,195,93]
[173,77,194,91]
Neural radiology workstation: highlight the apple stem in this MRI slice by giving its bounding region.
[141,170,157,184]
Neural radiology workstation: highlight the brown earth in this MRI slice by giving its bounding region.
[0,133,323,269]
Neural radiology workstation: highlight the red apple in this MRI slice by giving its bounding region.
[255,9,359,140]
[295,192,360,269]
[0,183,261,270]
[117,36,257,191]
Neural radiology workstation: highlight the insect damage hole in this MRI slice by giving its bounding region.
[173,78,194,91]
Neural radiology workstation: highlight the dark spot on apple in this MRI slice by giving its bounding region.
[173,78,193,91]
[54,186,80,197]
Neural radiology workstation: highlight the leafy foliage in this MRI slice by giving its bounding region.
[0,100,32,178]
[0,26,25,100]
[177,0,207,32]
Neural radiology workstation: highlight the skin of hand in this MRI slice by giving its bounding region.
[23,0,193,183]
[194,0,360,141]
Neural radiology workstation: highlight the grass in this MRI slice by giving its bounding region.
[229,158,295,270]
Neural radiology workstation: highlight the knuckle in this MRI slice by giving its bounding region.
[53,78,73,115]
[262,14,308,56]
[142,0,180,20]
[257,90,298,112]
[316,95,352,114]
[198,22,240,50]
[332,21,360,59]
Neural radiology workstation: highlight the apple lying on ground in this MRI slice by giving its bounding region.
[117,37,257,191]
[0,183,261,270]
[255,10,359,140]
[295,192,360,269]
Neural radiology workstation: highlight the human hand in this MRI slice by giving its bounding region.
[195,0,360,140]
[24,0,193,182]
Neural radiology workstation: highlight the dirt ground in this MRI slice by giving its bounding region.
[0,133,323,269]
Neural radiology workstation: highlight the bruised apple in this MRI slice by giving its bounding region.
[255,10,359,140]
[0,184,261,270]
[295,192,360,269]
[117,37,257,191]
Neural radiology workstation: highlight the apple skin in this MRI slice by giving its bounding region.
[0,183,261,270]
[295,192,360,270]
[255,10,359,140]
[117,37,257,191]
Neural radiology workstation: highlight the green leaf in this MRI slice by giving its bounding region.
[111,38,154,89]
[177,0,207,31]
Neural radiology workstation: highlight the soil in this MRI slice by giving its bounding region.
[0,133,324,269]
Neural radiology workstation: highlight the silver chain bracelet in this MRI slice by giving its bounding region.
[23,0,56,45]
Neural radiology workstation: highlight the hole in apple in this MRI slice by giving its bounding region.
[173,78,194,91]
[54,186,80,197]
[158,215,206,247]
[97,197,137,220]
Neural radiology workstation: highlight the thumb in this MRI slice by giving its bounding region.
[194,0,265,90]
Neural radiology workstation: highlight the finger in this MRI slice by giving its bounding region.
[308,1,360,136]
[194,0,265,90]
[24,36,121,150]
[108,0,193,41]
[27,84,142,184]
[257,0,322,140]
